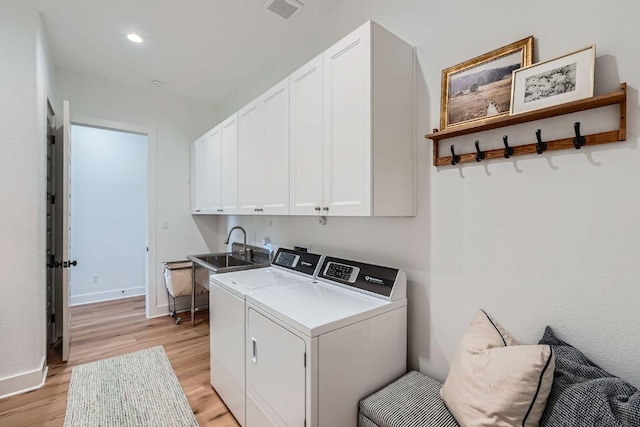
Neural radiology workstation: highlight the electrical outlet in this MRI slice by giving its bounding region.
[92,274,99,283]
[293,243,310,252]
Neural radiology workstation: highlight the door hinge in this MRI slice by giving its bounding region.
[50,313,55,324]
[304,352,307,367]
[51,194,55,205]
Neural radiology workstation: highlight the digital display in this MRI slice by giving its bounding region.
[276,251,299,268]
[324,262,359,283]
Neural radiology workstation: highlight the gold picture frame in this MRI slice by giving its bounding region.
[440,36,534,131]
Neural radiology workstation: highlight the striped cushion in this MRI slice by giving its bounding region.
[359,371,459,427]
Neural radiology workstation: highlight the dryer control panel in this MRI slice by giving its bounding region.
[318,256,406,301]
[272,248,323,276]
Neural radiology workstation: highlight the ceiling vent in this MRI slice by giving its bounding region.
[263,0,303,20]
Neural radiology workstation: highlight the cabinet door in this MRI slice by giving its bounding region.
[191,140,198,214]
[323,22,372,216]
[208,126,223,213]
[290,55,324,216]
[221,113,239,214]
[192,137,207,214]
[261,77,290,215]
[238,99,264,214]
[246,308,306,427]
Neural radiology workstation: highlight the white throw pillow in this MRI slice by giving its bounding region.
[440,310,555,427]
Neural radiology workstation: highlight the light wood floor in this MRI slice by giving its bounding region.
[0,297,239,427]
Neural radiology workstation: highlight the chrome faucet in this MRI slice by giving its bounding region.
[224,226,247,258]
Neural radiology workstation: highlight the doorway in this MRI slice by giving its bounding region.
[67,115,158,321]
[68,125,147,311]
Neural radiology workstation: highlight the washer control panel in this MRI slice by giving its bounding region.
[323,262,360,283]
[318,256,400,298]
[275,251,299,268]
[272,248,322,276]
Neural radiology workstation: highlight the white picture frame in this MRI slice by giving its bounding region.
[510,45,595,115]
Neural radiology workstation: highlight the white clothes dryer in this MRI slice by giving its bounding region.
[209,248,324,426]
[244,255,408,427]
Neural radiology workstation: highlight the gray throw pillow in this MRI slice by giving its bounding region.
[539,326,640,427]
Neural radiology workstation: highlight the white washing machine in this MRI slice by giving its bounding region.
[244,255,408,427]
[209,248,324,426]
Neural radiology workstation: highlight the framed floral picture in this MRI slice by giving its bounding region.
[440,37,534,130]
[510,45,595,115]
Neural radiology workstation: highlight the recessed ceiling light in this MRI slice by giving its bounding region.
[127,33,143,43]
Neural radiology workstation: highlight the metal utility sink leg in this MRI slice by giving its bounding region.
[191,263,196,326]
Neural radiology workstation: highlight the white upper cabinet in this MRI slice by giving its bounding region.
[193,21,415,217]
[191,135,209,215]
[238,99,264,215]
[290,54,324,216]
[220,113,239,214]
[323,23,373,217]
[261,78,290,215]
[208,126,223,213]
[238,77,290,215]
[296,21,416,217]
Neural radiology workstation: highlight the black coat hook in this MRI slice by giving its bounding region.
[450,145,460,165]
[503,135,514,159]
[535,129,547,154]
[475,140,485,162]
[573,122,586,149]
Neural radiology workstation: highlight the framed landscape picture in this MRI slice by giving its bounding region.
[510,45,595,115]
[440,36,533,130]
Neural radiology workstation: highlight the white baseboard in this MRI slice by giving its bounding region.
[70,286,145,306]
[0,356,48,399]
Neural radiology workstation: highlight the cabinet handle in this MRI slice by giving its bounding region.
[322,207,329,211]
[195,209,201,213]
[256,208,264,212]
[251,337,257,364]
[217,209,223,212]
[314,207,321,211]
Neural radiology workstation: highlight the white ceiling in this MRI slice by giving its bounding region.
[23,0,346,105]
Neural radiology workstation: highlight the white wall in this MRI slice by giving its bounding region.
[69,126,147,305]
[218,0,640,386]
[55,68,222,317]
[0,0,55,397]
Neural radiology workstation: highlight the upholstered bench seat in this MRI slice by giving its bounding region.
[359,371,458,427]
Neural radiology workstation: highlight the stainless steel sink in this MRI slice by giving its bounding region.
[186,243,271,325]
[188,243,271,284]
[192,253,253,272]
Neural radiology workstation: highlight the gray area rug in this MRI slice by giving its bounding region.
[64,346,199,427]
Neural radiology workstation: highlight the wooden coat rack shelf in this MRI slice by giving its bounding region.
[425,83,627,166]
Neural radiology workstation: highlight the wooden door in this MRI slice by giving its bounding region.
[290,55,324,216]
[323,22,372,216]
